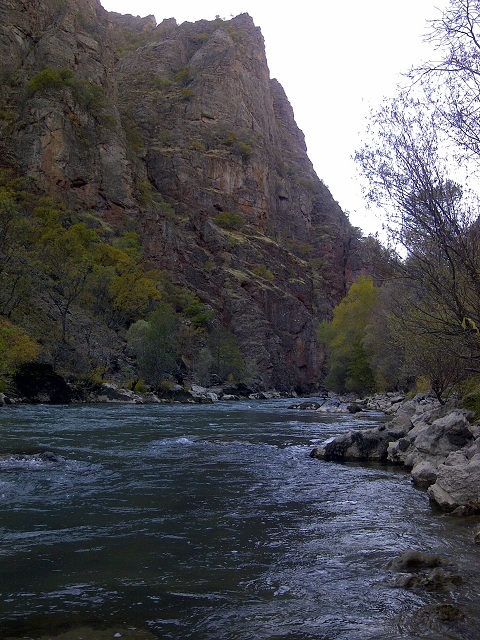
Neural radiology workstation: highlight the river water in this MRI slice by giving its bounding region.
[0,399,479,640]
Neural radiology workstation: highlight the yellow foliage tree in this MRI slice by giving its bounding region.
[318,276,378,394]
[0,318,40,386]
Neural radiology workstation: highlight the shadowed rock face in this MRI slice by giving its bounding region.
[0,1,371,390]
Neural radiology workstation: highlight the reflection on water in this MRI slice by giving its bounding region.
[0,400,479,639]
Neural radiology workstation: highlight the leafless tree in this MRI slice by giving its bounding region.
[410,0,480,162]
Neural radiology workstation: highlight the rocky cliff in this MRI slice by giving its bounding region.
[0,0,373,390]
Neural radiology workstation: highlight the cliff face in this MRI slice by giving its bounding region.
[0,0,369,390]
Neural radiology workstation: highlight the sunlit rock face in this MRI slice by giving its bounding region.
[0,1,371,390]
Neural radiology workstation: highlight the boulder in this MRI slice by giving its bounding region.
[387,549,443,571]
[289,401,322,410]
[427,451,480,512]
[347,403,363,413]
[387,409,473,469]
[311,403,413,462]
[365,393,406,413]
[311,392,480,514]
[315,397,357,413]
[420,604,465,622]
[393,567,462,591]
[387,550,462,592]
[222,383,255,398]
[310,419,411,462]
[411,459,438,487]
[97,383,143,403]
[189,384,218,403]
[141,392,161,403]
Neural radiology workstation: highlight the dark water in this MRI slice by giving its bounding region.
[0,399,479,640]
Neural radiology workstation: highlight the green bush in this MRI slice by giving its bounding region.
[159,379,176,392]
[174,66,191,86]
[124,121,144,152]
[204,260,215,271]
[136,181,154,207]
[157,129,173,147]
[226,25,240,41]
[220,130,253,159]
[222,130,238,145]
[133,378,149,393]
[159,200,176,219]
[461,376,480,418]
[287,240,313,257]
[153,76,173,90]
[214,211,243,230]
[181,88,195,100]
[190,140,206,152]
[27,69,112,124]
[252,265,274,281]
[74,81,108,112]
[82,367,106,387]
[0,318,41,384]
[233,141,253,160]
[27,66,74,94]
[190,33,210,44]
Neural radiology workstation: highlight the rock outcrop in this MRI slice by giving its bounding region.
[0,0,376,391]
[387,550,463,592]
[427,447,480,512]
[310,393,480,513]
[13,363,74,404]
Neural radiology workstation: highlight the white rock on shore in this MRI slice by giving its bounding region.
[310,392,480,514]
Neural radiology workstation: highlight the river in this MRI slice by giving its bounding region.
[0,399,479,640]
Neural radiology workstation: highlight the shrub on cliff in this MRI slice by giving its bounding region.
[214,211,243,231]
[27,67,112,126]
[27,66,74,94]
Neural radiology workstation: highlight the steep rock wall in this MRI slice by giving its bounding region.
[0,0,369,390]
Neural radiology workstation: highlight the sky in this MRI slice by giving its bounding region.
[100,0,444,236]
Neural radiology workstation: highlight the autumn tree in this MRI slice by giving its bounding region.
[0,318,40,389]
[353,0,480,395]
[363,279,469,399]
[35,222,98,347]
[91,241,160,326]
[318,276,378,394]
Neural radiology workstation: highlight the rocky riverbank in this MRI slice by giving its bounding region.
[0,368,297,406]
[81,382,293,404]
[309,392,480,515]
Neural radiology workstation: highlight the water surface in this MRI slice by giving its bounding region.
[0,399,478,639]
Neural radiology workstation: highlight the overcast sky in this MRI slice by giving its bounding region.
[100,0,444,236]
